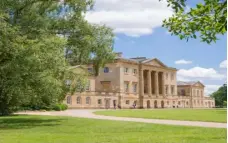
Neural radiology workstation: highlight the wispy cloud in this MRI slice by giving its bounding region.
[219,60,227,68]
[175,59,192,65]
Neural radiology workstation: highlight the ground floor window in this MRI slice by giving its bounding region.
[178,101,181,105]
[86,97,91,104]
[77,97,81,104]
[126,100,130,104]
[124,81,129,92]
[67,96,72,104]
[132,83,137,93]
[98,99,102,104]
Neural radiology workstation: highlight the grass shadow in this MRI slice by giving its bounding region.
[0,115,65,130]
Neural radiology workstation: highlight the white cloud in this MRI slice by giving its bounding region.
[175,59,192,65]
[85,0,173,37]
[177,67,225,80]
[204,85,221,96]
[219,60,227,68]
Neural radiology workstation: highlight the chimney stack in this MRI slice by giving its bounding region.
[115,52,123,58]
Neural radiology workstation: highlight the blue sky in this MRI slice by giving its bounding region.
[85,0,227,95]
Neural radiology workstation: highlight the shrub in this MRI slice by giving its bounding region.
[60,104,68,110]
[52,104,68,111]
[52,104,62,111]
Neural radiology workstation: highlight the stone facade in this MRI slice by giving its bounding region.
[64,53,215,109]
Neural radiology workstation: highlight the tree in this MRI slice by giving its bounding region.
[162,0,227,44]
[210,84,227,107]
[66,24,115,76]
[0,0,115,115]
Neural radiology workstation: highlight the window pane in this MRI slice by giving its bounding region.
[104,67,109,73]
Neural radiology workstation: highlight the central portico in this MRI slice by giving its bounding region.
[137,58,176,108]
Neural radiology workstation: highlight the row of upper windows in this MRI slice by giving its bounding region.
[88,67,138,74]
[178,89,203,96]
[88,67,110,73]
[192,89,203,96]
[124,68,137,75]
[88,67,175,80]
[166,73,175,81]
[165,85,175,95]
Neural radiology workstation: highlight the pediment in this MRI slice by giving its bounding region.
[142,58,167,67]
[193,82,205,87]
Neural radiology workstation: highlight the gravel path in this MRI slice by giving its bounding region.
[16,109,227,128]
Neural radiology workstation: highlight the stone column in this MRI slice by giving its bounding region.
[148,70,152,95]
[139,65,144,108]
[155,71,159,95]
[162,72,165,95]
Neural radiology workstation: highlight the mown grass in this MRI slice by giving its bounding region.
[0,115,226,143]
[95,109,227,122]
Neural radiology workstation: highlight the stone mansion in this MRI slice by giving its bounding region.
[64,52,215,109]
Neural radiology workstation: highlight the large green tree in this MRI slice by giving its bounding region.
[162,0,227,44]
[0,0,114,115]
[210,84,227,107]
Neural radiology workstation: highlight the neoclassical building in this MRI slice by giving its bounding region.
[64,52,215,109]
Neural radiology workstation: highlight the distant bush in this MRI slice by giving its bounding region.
[52,104,68,111]
[60,104,68,110]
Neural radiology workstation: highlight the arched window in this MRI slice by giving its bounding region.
[77,97,81,104]
[67,96,72,104]
[86,97,91,104]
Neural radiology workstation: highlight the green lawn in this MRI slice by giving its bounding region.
[95,109,227,123]
[0,115,226,143]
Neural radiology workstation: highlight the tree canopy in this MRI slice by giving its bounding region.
[162,0,227,44]
[0,0,114,115]
[210,84,227,107]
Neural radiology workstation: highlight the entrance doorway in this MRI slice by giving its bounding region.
[154,100,158,108]
[161,100,164,108]
[105,99,110,109]
[147,100,151,108]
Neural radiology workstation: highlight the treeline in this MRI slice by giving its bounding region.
[210,84,227,108]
